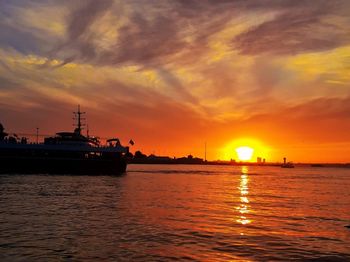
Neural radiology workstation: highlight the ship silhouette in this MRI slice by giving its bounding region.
[0,106,129,174]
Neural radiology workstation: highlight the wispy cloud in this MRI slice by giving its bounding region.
[1,0,350,160]
[234,0,350,55]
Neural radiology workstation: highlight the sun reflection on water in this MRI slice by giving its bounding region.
[236,166,252,225]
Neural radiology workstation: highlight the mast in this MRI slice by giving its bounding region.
[73,105,85,135]
[36,127,39,144]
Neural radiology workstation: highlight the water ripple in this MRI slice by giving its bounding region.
[1,165,350,261]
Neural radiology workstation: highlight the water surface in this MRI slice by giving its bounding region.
[1,165,350,261]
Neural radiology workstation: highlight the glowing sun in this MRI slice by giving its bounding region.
[235,146,254,161]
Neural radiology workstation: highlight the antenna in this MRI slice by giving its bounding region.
[205,142,207,162]
[36,127,39,144]
[73,105,85,135]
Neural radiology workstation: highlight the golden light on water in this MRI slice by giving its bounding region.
[236,166,252,225]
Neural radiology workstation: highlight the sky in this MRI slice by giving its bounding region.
[1,0,350,162]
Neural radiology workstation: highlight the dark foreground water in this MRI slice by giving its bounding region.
[1,165,350,261]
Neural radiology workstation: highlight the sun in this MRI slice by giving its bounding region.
[236,146,254,161]
[220,138,270,162]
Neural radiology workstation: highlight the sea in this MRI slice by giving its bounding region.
[0,164,349,261]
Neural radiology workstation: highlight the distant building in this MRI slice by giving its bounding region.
[257,157,262,163]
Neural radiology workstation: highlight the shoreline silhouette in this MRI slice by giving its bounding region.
[130,151,350,168]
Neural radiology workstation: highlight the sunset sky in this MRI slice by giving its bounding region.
[1,0,350,162]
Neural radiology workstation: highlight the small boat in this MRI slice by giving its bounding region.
[0,106,130,175]
[281,157,294,168]
[281,162,295,168]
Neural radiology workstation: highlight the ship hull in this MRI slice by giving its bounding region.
[0,156,127,175]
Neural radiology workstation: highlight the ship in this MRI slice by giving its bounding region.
[0,106,130,175]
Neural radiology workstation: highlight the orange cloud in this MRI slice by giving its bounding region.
[1,1,350,162]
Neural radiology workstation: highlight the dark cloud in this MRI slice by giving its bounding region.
[0,1,61,55]
[0,24,48,55]
[52,0,237,67]
[59,7,183,65]
[3,0,350,62]
[234,0,350,55]
[103,13,185,65]
[67,0,113,41]
[49,0,113,64]
[49,0,350,68]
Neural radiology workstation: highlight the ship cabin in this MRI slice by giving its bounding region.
[44,130,100,147]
